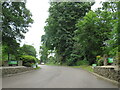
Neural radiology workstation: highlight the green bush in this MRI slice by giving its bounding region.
[20,55,37,67]
[76,60,89,66]
[97,59,103,66]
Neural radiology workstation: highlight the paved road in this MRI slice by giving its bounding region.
[2,65,118,88]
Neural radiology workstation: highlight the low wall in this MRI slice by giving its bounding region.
[1,66,34,76]
[93,66,120,83]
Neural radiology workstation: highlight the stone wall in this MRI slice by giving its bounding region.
[93,66,120,83]
[2,66,34,77]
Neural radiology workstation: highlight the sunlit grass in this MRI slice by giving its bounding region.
[71,65,93,72]
[34,66,41,70]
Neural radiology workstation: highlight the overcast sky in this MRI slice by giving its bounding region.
[21,0,50,58]
[21,0,103,59]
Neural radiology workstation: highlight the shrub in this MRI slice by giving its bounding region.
[96,56,104,66]
[20,55,37,67]
[97,59,104,66]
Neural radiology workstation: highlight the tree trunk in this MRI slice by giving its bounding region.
[118,2,120,68]
[8,52,10,61]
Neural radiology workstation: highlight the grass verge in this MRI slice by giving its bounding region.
[34,66,41,70]
[45,63,60,66]
[71,65,93,72]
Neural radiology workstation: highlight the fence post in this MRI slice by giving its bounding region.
[103,54,108,66]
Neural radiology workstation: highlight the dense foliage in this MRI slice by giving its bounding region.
[39,43,49,63]
[20,55,37,67]
[20,44,37,57]
[2,39,20,60]
[41,2,93,65]
[2,2,33,41]
[40,2,119,66]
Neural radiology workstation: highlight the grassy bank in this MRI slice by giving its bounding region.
[70,65,93,72]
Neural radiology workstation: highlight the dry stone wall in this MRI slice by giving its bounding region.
[2,66,34,76]
[93,66,120,83]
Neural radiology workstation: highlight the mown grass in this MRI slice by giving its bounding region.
[70,65,93,72]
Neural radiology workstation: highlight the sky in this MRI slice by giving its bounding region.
[21,0,103,59]
[21,0,50,58]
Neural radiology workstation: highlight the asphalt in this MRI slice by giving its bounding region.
[2,65,118,88]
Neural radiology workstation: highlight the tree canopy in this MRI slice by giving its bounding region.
[2,1,33,42]
[20,44,37,57]
[41,2,94,65]
[40,2,119,66]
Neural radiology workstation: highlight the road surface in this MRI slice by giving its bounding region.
[2,65,118,88]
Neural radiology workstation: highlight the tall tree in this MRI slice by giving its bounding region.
[2,37,20,61]
[100,2,118,56]
[2,1,33,60]
[74,2,118,64]
[39,45,49,63]
[118,2,120,52]
[43,2,93,65]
